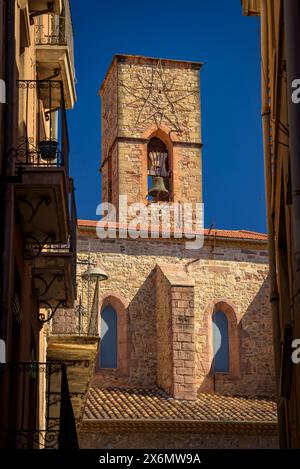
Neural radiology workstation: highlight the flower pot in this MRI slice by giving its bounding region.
[38,139,58,160]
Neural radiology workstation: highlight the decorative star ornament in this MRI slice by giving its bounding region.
[120,60,198,138]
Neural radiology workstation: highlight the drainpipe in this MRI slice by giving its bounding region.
[0,0,17,360]
[260,0,286,448]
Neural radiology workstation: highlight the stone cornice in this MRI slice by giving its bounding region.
[80,419,278,435]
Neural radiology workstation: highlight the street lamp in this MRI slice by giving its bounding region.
[82,267,108,281]
[81,266,108,335]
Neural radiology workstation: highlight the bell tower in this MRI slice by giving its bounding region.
[99,54,203,215]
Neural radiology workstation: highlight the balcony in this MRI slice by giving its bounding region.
[15,80,69,245]
[0,362,78,449]
[34,1,76,109]
[46,291,101,424]
[32,180,77,318]
[47,335,99,424]
[15,79,77,316]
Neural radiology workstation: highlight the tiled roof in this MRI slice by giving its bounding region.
[77,220,268,242]
[204,229,267,241]
[82,387,277,434]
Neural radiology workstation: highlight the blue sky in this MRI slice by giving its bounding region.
[68,0,266,232]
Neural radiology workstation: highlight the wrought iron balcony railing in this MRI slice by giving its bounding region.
[51,304,89,336]
[51,296,99,337]
[35,0,75,80]
[35,14,66,45]
[15,80,69,176]
[0,362,78,449]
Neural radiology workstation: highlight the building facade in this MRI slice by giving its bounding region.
[0,0,77,448]
[53,55,278,449]
[242,0,300,448]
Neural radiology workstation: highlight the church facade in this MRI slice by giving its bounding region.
[52,55,278,448]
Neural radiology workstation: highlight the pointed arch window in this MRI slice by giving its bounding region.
[147,137,170,201]
[212,311,229,373]
[100,305,117,368]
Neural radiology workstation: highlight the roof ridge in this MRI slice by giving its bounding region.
[78,220,267,237]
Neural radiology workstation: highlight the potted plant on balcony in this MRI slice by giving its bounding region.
[38,139,58,161]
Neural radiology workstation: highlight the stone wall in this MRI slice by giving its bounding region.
[79,430,278,449]
[115,57,202,142]
[171,285,196,400]
[156,267,173,395]
[101,60,118,172]
[156,265,196,400]
[53,230,275,398]
[52,307,80,334]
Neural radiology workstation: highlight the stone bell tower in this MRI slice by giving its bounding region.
[99,54,203,214]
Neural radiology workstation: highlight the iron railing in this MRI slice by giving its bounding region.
[15,80,69,175]
[51,281,98,337]
[0,362,78,449]
[51,296,99,337]
[51,303,88,336]
[35,0,75,80]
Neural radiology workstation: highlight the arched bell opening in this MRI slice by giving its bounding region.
[147,137,171,202]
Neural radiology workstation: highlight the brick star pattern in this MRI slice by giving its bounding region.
[119,60,198,137]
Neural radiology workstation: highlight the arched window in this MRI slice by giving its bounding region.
[147,137,170,201]
[212,311,229,373]
[100,305,117,368]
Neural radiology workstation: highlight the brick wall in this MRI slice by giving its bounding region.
[156,265,196,400]
[171,285,196,400]
[156,267,173,395]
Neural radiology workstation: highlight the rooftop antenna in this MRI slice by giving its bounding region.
[208,221,216,235]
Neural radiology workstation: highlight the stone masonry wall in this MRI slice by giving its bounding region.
[101,61,118,170]
[100,61,118,207]
[171,285,196,400]
[79,430,278,449]
[116,57,202,142]
[53,231,275,398]
[156,268,173,395]
[156,265,196,400]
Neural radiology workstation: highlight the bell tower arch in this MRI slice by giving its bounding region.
[147,135,170,202]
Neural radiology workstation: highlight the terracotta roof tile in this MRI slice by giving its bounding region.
[204,229,268,241]
[84,387,277,424]
[77,220,268,242]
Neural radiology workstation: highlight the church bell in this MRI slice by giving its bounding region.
[147,149,169,200]
[148,176,169,199]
